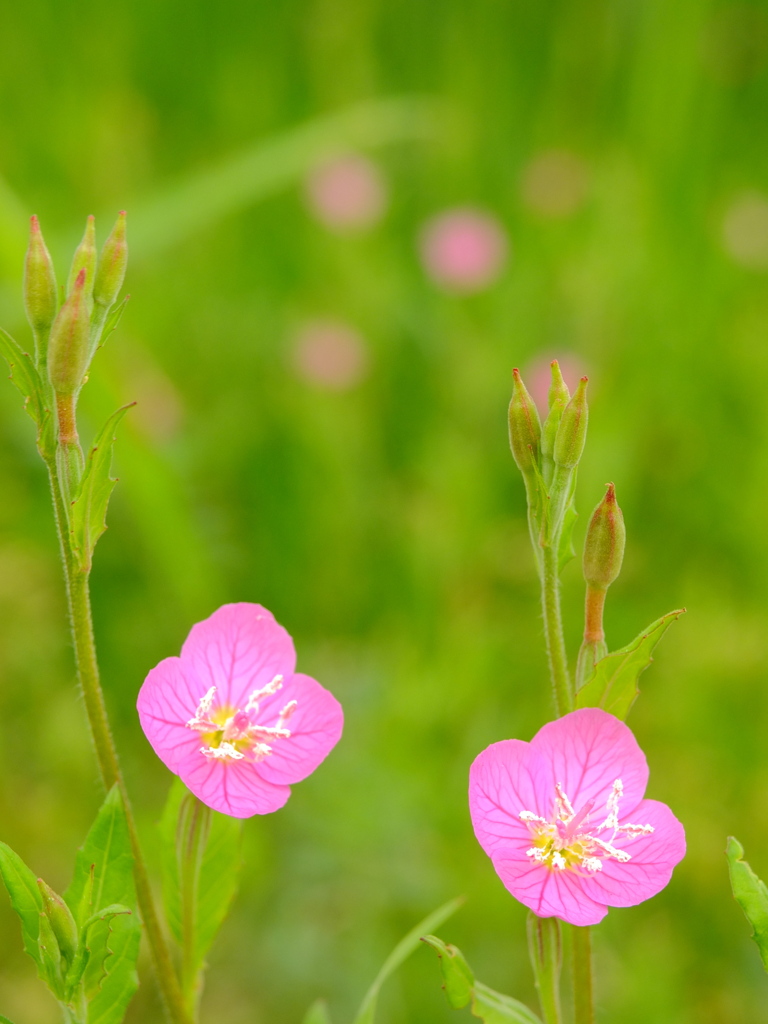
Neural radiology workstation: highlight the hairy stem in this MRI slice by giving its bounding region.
[541,541,572,716]
[178,794,212,1020]
[46,461,192,1024]
[572,925,595,1024]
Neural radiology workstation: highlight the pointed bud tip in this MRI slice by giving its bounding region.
[30,214,40,232]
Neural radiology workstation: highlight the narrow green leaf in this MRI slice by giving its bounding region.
[0,327,53,456]
[302,998,333,1024]
[575,609,685,719]
[0,842,45,973]
[92,295,129,355]
[159,780,242,989]
[473,983,543,1024]
[64,786,140,1024]
[69,404,134,572]
[0,1014,18,1023]
[351,897,463,1024]
[727,836,768,972]
[421,935,473,1009]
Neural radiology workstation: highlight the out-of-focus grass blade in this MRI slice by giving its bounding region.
[351,896,463,1024]
[129,96,438,258]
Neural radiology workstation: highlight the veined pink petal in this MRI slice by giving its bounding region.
[492,846,609,926]
[180,603,296,709]
[469,739,555,858]
[180,755,291,818]
[579,799,686,908]
[255,673,344,786]
[530,708,649,815]
[137,657,204,771]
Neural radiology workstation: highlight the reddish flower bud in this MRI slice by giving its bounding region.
[553,376,588,469]
[48,268,91,395]
[93,211,127,310]
[508,368,541,477]
[23,216,58,338]
[66,215,96,297]
[583,483,626,590]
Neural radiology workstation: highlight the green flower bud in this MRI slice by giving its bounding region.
[66,215,96,297]
[553,376,588,469]
[37,878,78,965]
[48,268,91,396]
[24,216,58,339]
[508,368,541,477]
[541,360,570,460]
[93,211,127,310]
[583,482,625,590]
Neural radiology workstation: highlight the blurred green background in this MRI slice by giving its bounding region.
[1,0,768,1021]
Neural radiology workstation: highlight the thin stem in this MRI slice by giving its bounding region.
[526,913,562,1024]
[178,794,212,1020]
[572,925,595,1024]
[541,541,572,716]
[46,460,193,1024]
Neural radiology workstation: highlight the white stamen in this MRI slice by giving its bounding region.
[591,836,631,862]
[200,741,244,761]
[520,810,547,823]
[248,724,291,740]
[618,823,655,837]
[552,852,566,870]
[277,700,298,727]
[583,857,602,873]
[600,779,623,831]
[187,686,218,729]
[245,675,284,712]
[527,847,546,862]
[554,783,575,821]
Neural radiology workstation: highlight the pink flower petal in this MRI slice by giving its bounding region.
[530,708,649,815]
[180,755,291,818]
[579,799,686,908]
[255,673,344,786]
[180,603,296,709]
[469,740,555,858]
[491,846,608,926]
[137,657,204,771]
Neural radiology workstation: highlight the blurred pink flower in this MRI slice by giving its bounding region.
[419,208,508,292]
[305,154,387,230]
[292,320,369,390]
[469,708,685,926]
[525,353,587,414]
[137,603,343,818]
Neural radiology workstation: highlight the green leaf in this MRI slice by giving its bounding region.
[0,327,53,456]
[0,1015,18,1023]
[0,841,46,975]
[575,609,685,719]
[64,786,140,1024]
[422,934,542,1024]
[69,404,134,572]
[420,935,473,1009]
[159,780,242,993]
[351,897,463,1024]
[727,836,768,972]
[556,501,578,573]
[302,999,333,1024]
[472,983,543,1024]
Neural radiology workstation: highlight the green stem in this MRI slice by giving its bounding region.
[572,925,595,1024]
[526,913,562,1024]
[541,541,572,716]
[178,794,212,1019]
[46,461,193,1024]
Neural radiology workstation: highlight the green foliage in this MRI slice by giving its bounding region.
[0,326,52,456]
[303,999,333,1024]
[0,787,138,1023]
[422,935,542,1023]
[726,837,768,972]
[159,779,242,1006]
[351,898,463,1024]
[69,404,134,572]
[63,785,140,1024]
[575,610,685,719]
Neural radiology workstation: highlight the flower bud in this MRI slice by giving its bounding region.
[508,368,541,477]
[583,483,625,589]
[66,215,96,297]
[540,360,570,460]
[37,878,78,965]
[23,216,58,338]
[48,268,91,395]
[553,376,588,469]
[93,211,127,309]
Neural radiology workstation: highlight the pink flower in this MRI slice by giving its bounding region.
[469,708,685,926]
[292,320,370,390]
[305,155,387,231]
[137,603,343,818]
[419,208,508,292]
